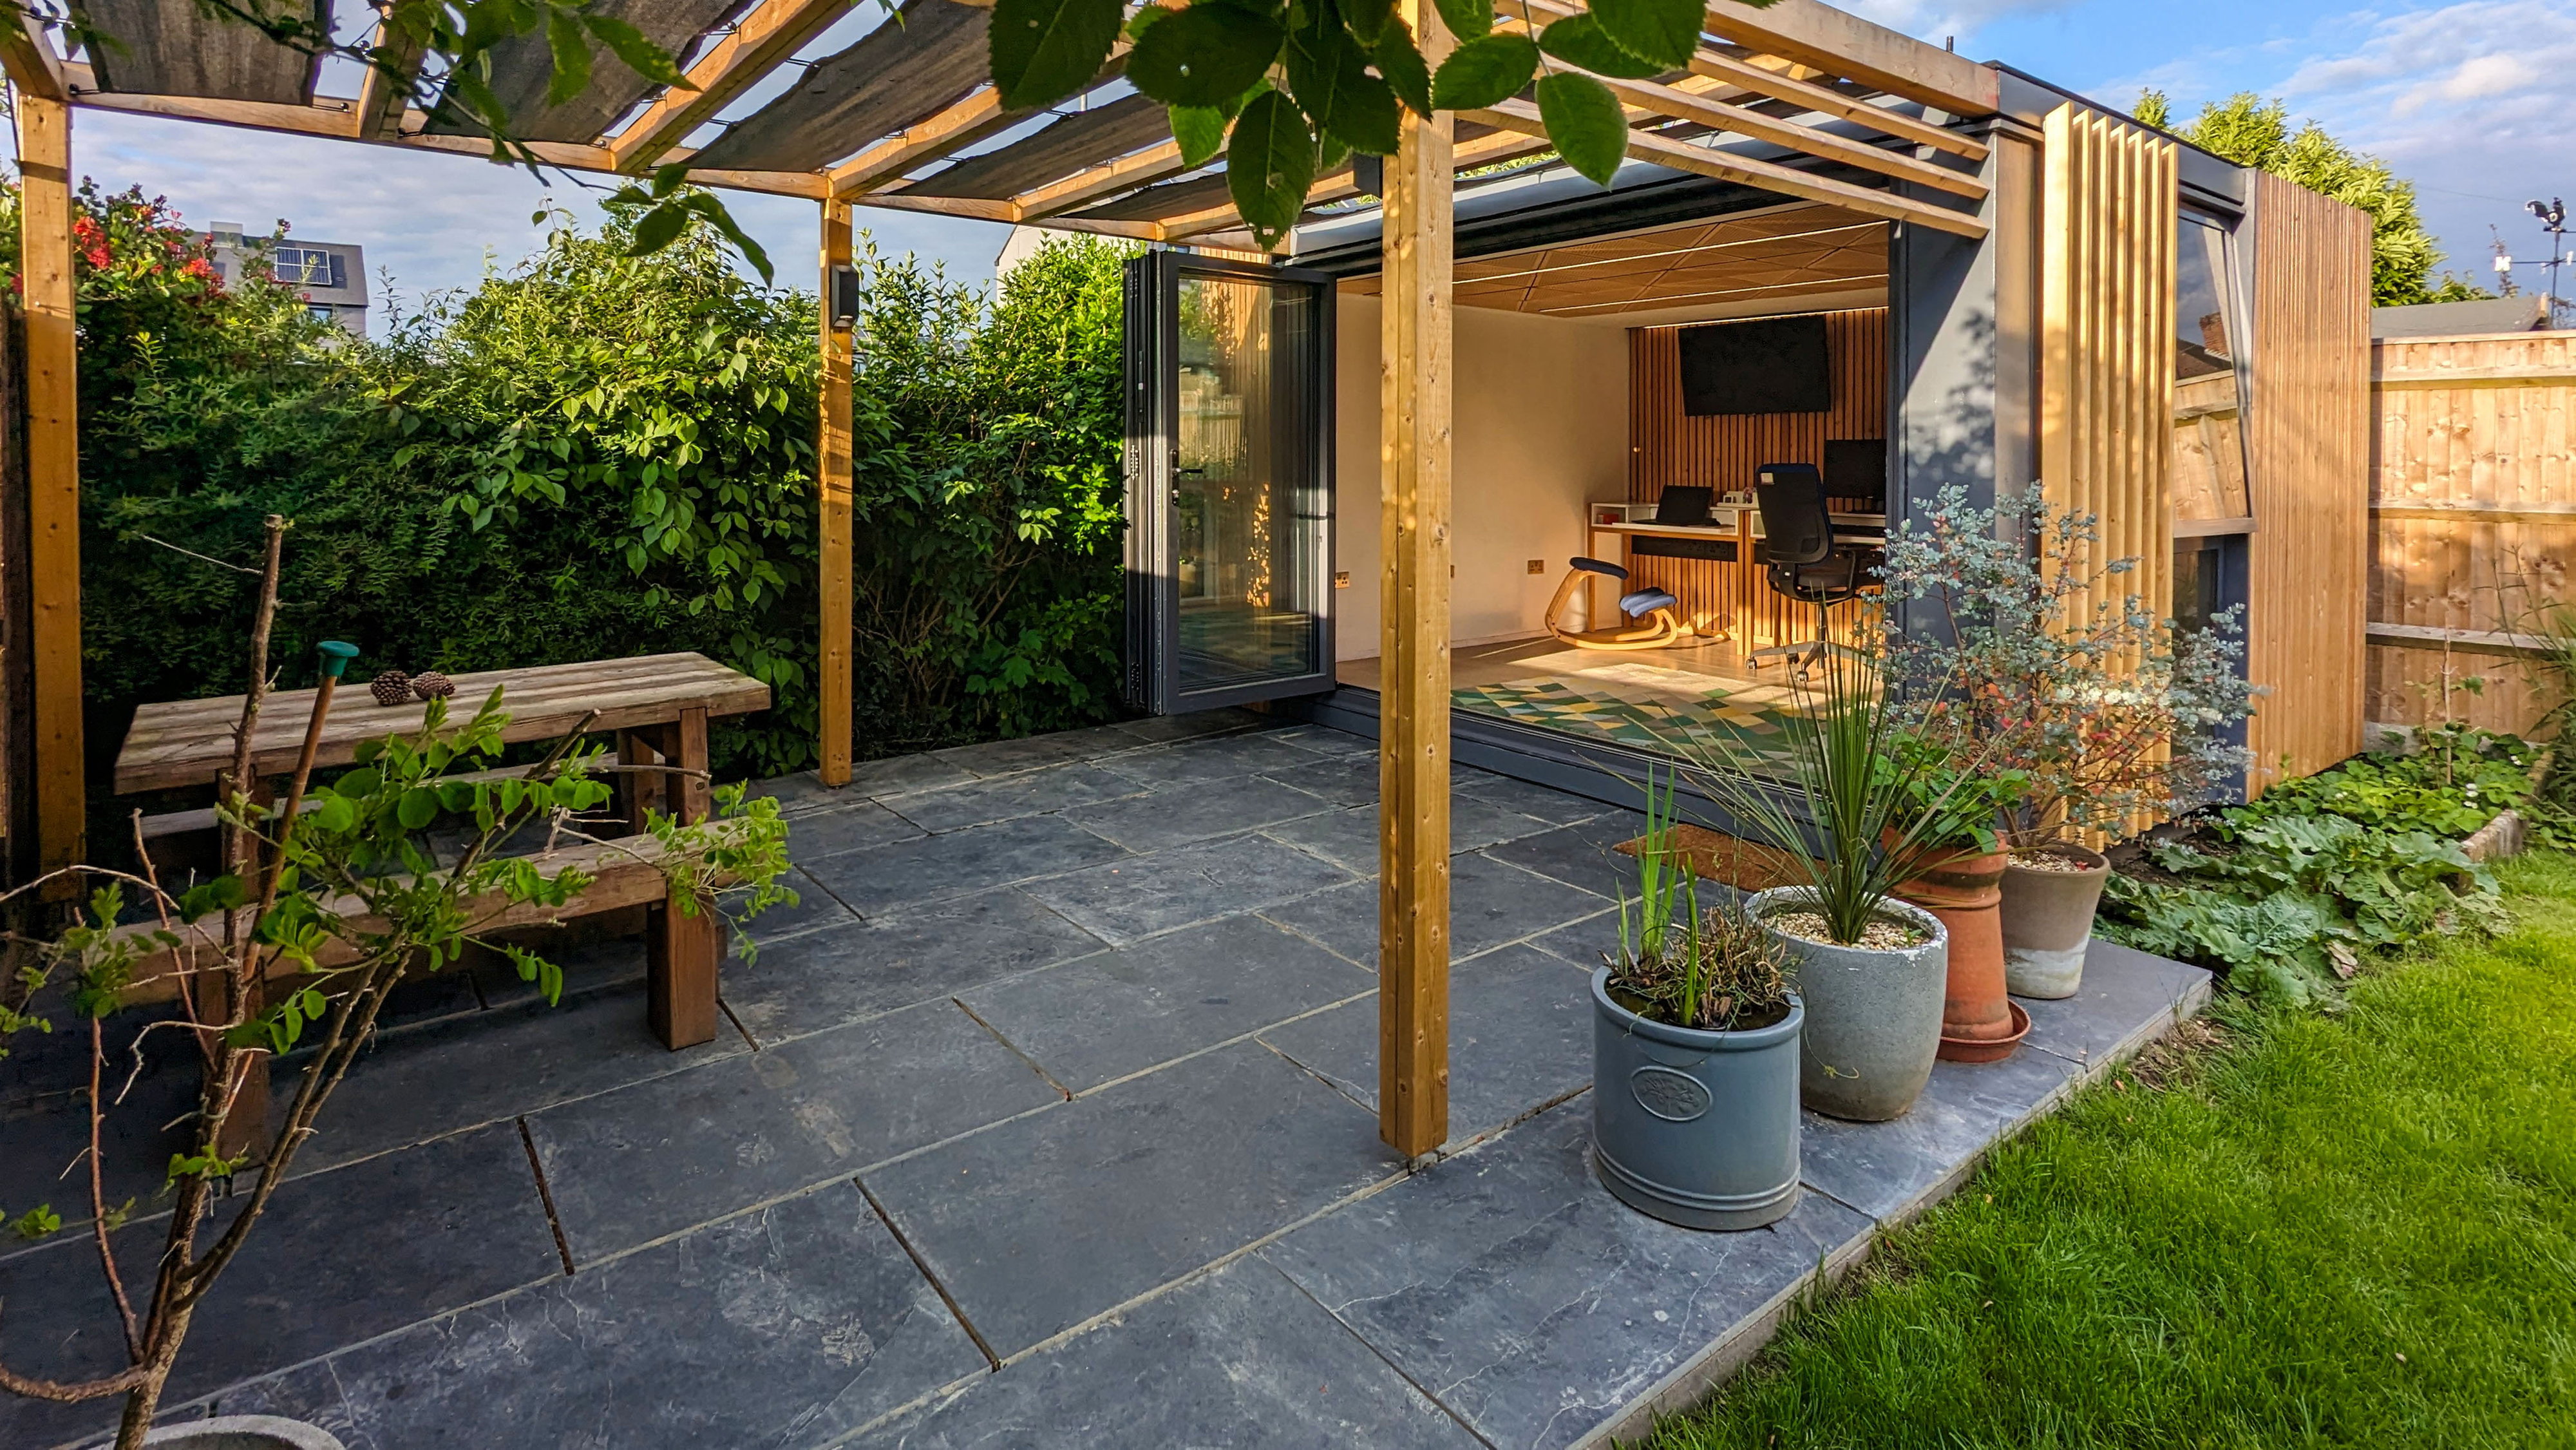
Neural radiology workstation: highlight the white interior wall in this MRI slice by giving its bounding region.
[1332,292,1631,660]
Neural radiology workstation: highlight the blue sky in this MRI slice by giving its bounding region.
[43,0,2576,321]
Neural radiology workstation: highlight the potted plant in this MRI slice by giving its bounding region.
[1882,735,2032,1061]
[1654,600,1967,1123]
[0,537,795,1449]
[1591,773,1803,1230]
[1880,485,2257,999]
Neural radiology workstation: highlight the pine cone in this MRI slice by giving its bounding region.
[368,670,413,707]
[409,671,457,701]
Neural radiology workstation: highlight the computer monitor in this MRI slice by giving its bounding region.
[1654,485,1714,527]
[1822,439,1887,507]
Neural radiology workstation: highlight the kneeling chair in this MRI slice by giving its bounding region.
[1543,557,1694,651]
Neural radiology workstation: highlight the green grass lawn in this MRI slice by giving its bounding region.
[1647,853,2576,1450]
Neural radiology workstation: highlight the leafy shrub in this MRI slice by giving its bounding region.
[5,180,1135,801]
[2098,727,2545,1004]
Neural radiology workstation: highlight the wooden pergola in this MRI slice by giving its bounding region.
[0,0,2002,1156]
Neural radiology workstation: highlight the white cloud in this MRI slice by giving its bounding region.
[51,110,1016,335]
[1836,0,2079,47]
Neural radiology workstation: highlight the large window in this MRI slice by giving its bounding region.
[2171,211,2251,528]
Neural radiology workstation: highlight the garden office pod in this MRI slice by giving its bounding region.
[1116,68,2373,809]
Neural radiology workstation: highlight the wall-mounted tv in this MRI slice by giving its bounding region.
[1678,316,1832,415]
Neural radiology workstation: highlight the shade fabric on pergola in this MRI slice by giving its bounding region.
[0,0,2008,1156]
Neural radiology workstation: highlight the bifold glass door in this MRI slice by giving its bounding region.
[1122,252,1336,714]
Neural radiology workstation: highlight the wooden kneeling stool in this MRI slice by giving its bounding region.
[1544,557,1699,651]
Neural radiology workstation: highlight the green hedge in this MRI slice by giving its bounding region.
[8,183,1133,801]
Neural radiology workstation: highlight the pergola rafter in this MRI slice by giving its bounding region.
[0,0,2005,1150]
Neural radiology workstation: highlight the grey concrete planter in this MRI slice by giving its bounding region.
[1589,968,1804,1230]
[141,1417,345,1450]
[1750,887,1947,1123]
[2000,845,2110,999]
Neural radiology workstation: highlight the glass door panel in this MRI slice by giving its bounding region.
[1123,253,1334,714]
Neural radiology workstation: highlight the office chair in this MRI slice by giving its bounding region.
[1542,557,1693,651]
[1749,463,1875,676]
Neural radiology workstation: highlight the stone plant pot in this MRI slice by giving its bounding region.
[1893,841,2031,1065]
[141,1417,346,1450]
[1999,843,2112,999]
[1590,968,1804,1231]
[1749,886,1947,1122]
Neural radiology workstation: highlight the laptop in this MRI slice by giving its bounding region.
[1653,484,1715,528]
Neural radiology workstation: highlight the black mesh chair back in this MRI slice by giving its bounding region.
[1754,464,1832,566]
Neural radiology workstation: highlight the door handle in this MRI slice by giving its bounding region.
[1175,467,1207,476]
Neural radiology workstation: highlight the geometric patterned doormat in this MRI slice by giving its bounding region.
[1452,676,1800,762]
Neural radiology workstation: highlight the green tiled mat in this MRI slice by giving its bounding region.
[1454,678,1796,760]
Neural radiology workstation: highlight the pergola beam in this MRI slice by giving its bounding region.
[1463,98,1986,238]
[352,8,427,141]
[1698,0,1999,117]
[0,9,68,100]
[609,0,855,171]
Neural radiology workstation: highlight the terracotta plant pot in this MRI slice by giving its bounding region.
[1999,843,2112,998]
[1590,969,1804,1231]
[1750,886,1948,1121]
[1890,838,2030,1064]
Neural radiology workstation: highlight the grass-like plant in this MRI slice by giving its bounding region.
[1609,770,1795,1033]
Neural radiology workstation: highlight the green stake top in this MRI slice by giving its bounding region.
[316,640,360,680]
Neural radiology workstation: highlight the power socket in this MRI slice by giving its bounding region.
[1527,558,1546,575]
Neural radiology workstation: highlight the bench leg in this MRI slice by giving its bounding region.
[614,729,663,835]
[646,707,720,1050]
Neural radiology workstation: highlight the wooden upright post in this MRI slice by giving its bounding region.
[817,200,855,787]
[1378,0,1455,1159]
[17,92,83,877]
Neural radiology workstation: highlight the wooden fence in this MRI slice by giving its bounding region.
[2368,328,2576,735]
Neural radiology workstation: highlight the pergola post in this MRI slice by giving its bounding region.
[817,199,855,787]
[17,90,85,877]
[1377,1,1455,1159]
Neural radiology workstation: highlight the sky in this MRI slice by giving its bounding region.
[30,0,2576,324]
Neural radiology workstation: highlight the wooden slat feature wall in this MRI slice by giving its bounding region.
[2366,329,2576,735]
[2244,171,2371,787]
[1625,309,1885,649]
[2039,104,2176,638]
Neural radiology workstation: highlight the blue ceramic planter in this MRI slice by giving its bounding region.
[1590,967,1804,1231]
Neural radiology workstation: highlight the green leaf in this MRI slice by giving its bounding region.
[624,201,691,259]
[582,13,693,89]
[1370,22,1433,117]
[991,0,1126,109]
[544,8,592,108]
[1537,13,1667,79]
[1170,104,1230,167]
[1227,88,1316,249]
[1130,2,1287,108]
[312,794,358,834]
[335,767,381,797]
[1536,72,1627,186]
[1338,0,1394,46]
[397,787,440,831]
[684,192,775,285]
[1286,8,1401,155]
[1433,0,1493,42]
[1430,32,1538,111]
[1587,0,1703,70]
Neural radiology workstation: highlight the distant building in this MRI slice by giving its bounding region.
[203,223,368,335]
[2371,294,2554,339]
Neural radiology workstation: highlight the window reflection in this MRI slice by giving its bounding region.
[2172,213,2251,522]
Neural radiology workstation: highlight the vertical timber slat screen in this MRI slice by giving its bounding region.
[2039,104,2176,634]
[2246,171,2372,786]
[2367,329,2576,734]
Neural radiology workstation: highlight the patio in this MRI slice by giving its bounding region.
[0,712,2208,1450]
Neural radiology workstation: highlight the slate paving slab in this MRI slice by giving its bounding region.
[863,1040,1399,1359]
[1,1000,224,1215]
[1259,944,1593,1145]
[931,729,1135,778]
[1264,852,1611,968]
[1263,1103,1872,1450]
[1019,834,1355,946]
[529,999,1064,1264]
[1111,707,1269,744]
[226,1184,987,1450]
[1484,811,1654,901]
[1063,773,1337,852]
[961,914,1374,1092]
[278,980,744,1177]
[851,754,980,796]
[722,890,1107,1046]
[1264,722,1376,758]
[1253,752,1382,807]
[849,1255,1484,1450]
[1261,796,1561,874]
[742,864,865,942]
[802,814,1134,917]
[2019,941,2213,1071]
[1097,732,1325,788]
[786,802,930,861]
[880,764,1148,835]
[1797,1045,2081,1224]
[1454,770,1621,826]
[0,1124,561,1450]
